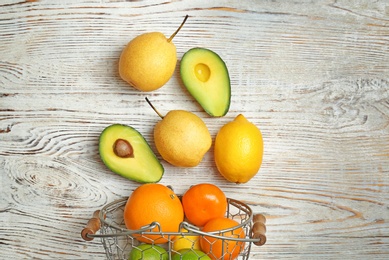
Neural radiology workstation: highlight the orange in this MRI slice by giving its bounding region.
[123,183,184,244]
[182,183,227,227]
[200,217,245,260]
[214,114,263,183]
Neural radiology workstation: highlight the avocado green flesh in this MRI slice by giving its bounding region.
[99,124,164,183]
[180,48,231,117]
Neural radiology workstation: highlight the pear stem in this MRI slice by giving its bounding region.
[167,15,189,43]
[145,97,164,119]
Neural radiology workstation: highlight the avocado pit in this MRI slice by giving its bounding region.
[113,139,134,158]
[194,63,210,82]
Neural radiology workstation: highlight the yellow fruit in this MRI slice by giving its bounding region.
[154,110,212,167]
[118,16,188,92]
[119,32,175,91]
[172,228,201,252]
[214,114,263,183]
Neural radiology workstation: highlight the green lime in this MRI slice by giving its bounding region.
[172,248,211,260]
[128,244,168,260]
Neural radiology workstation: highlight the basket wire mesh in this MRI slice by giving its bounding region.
[82,197,266,260]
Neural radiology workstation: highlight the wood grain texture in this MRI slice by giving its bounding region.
[1,0,388,259]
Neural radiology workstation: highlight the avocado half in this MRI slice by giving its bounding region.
[99,124,164,183]
[180,48,231,117]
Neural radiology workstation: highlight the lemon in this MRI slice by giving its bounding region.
[128,244,168,260]
[214,114,263,183]
[154,110,212,167]
[172,229,201,252]
[172,249,211,260]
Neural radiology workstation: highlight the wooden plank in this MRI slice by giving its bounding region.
[1,0,388,259]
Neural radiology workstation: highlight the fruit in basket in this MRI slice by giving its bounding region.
[119,15,188,92]
[214,114,263,183]
[99,124,164,183]
[180,47,230,117]
[172,228,201,252]
[128,244,168,260]
[182,183,227,227]
[200,217,245,260]
[123,183,184,244]
[146,98,212,167]
[172,248,211,260]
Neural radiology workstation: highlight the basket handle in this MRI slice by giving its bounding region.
[81,210,102,241]
[251,214,267,246]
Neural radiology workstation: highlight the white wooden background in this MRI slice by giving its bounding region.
[1,0,389,259]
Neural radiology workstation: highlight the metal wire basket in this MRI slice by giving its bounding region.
[82,196,266,260]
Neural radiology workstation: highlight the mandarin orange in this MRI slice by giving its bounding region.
[182,183,227,227]
[123,183,184,244]
[200,217,245,260]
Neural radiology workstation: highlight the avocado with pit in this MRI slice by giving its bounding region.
[99,124,164,183]
[180,48,231,117]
